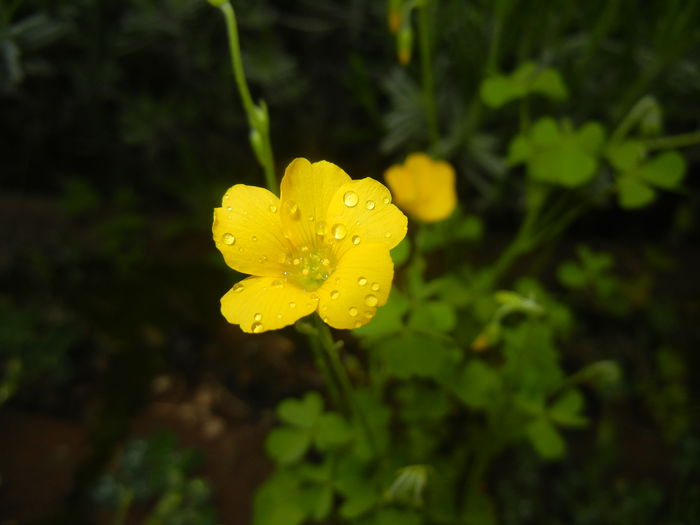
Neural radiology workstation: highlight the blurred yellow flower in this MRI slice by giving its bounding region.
[384,153,457,222]
[213,158,408,333]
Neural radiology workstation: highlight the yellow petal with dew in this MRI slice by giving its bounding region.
[221,276,318,333]
[213,185,292,276]
[279,158,351,250]
[324,177,408,260]
[317,244,393,330]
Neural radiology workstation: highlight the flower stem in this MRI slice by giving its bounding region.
[418,0,439,147]
[216,1,277,193]
[643,130,700,151]
[313,316,377,454]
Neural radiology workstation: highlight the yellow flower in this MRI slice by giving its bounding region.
[213,158,408,333]
[384,153,457,222]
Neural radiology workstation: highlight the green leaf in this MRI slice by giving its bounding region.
[617,175,656,208]
[408,300,456,333]
[531,117,560,145]
[576,122,606,154]
[391,237,411,266]
[453,359,502,409]
[265,427,311,464]
[557,262,587,289]
[377,333,451,380]
[530,141,598,187]
[299,484,333,521]
[606,140,646,171]
[277,392,323,429]
[507,135,532,165]
[480,62,567,108]
[314,412,353,451]
[480,75,518,108]
[253,473,306,525]
[337,477,378,519]
[529,67,568,100]
[374,508,423,525]
[526,417,566,459]
[354,289,408,339]
[638,151,685,189]
[549,389,588,427]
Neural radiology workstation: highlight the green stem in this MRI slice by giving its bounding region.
[643,130,700,151]
[313,317,377,453]
[418,0,439,146]
[610,95,657,143]
[307,331,345,411]
[217,1,277,193]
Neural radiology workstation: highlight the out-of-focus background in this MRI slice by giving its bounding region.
[1,1,699,524]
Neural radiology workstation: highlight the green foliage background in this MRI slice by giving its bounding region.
[1,0,699,524]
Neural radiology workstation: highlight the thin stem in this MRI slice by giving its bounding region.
[314,317,377,454]
[610,96,656,143]
[644,130,700,151]
[418,0,439,146]
[307,332,344,410]
[218,1,277,193]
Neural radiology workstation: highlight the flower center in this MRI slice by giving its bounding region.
[282,244,336,291]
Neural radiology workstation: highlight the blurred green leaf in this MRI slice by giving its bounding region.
[377,333,452,380]
[453,359,502,409]
[314,412,353,451]
[277,392,323,429]
[265,427,311,465]
[617,175,656,208]
[354,289,409,339]
[480,62,567,108]
[548,389,588,427]
[253,473,306,525]
[408,301,456,333]
[638,151,685,189]
[391,237,411,266]
[526,417,566,459]
[606,140,646,171]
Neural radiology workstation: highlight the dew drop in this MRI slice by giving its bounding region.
[352,235,361,245]
[226,206,232,212]
[254,312,262,322]
[232,283,245,293]
[269,205,278,213]
[316,221,326,236]
[358,277,368,286]
[383,197,390,204]
[364,294,378,307]
[349,307,358,317]
[384,232,392,238]
[354,321,362,328]
[371,282,380,291]
[285,200,300,219]
[323,316,330,323]
[251,322,264,333]
[251,235,257,242]
[276,313,283,319]
[300,245,309,253]
[365,311,374,319]
[332,223,347,240]
[343,191,359,207]
[289,302,296,308]
[330,290,340,300]
[321,258,330,266]
[238,247,244,253]
[222,233,236,245]
[365,200,375,210]
[272,279,283,288]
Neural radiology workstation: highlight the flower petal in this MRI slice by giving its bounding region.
[213,185,291,276]
[386,153,457,222]
[324,178,408,259]
[221,276,318,333]
[279,158,351,249]
[317,244,393,330]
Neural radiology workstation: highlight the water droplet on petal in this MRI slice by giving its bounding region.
[354,321,362,328]
[285,200,300,220]
[352,235,361,245]
[251,235,257,242]
[332,223,347,240]
[384,232,392,238]
[365,200,375,210]
[343,191,359,207]
[232,283,245,293]
[254,313,262,321]
[316,221,326,236]
[269,205,278,213]
[330,290,340,300]
[349,307,358,317]
[272,279,283,288]
[289,302,296,308]
[371,282,380,291]
[358,277,368,286]
[364,294,378,307]
[276,313,283,319]
[251,322,264,333]
[222,233,236,245]
[321,258,330,266]
[383,197,390,204]
[365,311,374,319]
[226,206,232,212]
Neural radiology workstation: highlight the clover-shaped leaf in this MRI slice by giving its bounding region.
[277,391,323,429]
[480,62,568,108]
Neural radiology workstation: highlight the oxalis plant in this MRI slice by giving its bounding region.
[206,1,698,524]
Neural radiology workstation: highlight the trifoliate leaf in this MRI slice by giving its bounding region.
[526,417,566,459]
[549,389,588,427]
[314,412,353,451]
[606,140,646,171]
[265,427,311,465]
[638,151,685,189]
[277,392,323,429]
[253,473,306,525]
[453,359,502,409]
[617,175,656,208]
